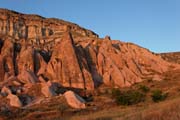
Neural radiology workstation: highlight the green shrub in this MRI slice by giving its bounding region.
[112,89,145,105]
[139,85,150,93]
[151,89,167,102]
[111,88,121,97]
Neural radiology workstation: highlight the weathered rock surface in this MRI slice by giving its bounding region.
[0,9,179,109]
[17,70,38,84]
[160,52,180,64]
[7,94,22,107]
[46,32,94,90]
[64,91,86,109]
[0,9,179,90]
[41,81,57,97]
[0,8,98,51]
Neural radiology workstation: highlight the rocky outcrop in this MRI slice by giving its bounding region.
[160,52,180,64]
[41,81,57,97]
[46,32,94,90]
[17,70,38,84]
[0,55,5,82]
[0,8,98,51]
[0,8,179,93]
[64,91,86,109]
[7,94,22,107]
[1,86,12,96]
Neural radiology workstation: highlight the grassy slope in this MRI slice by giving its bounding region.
[71,69,180,120]
[71,97,180,120]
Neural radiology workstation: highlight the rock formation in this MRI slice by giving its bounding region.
[7,94,22,107]
[64,91,86,109]
[160,52,180,64]
[41,81,57,97]
[0,8,179,108]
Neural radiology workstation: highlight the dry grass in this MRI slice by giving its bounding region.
[70,97,180,120]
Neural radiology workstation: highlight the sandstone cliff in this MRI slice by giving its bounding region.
[0,8,179,93]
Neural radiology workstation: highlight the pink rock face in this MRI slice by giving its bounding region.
[1,39,15,76]
[0,8,179,93]
[46,32,94,90]
[17,46,35,73]
[63,91,86,109]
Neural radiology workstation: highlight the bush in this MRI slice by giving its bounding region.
[112,89,145,105]
[151,89,167,102]
[112,88,121,98]
[139,85,150,93]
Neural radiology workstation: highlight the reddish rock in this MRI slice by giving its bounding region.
[1,86,12,96]
[0,8,179,92]
[46,32,94,90]
[64,91,86,109]
[41,81,57,97]
[0,55,4,82]
[7,94,22,107]
[17,46,35,73]
[0,39,15,76]
[17,70,38,84]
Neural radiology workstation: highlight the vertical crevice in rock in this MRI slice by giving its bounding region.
[13,43,20,75]
[0,55,5,82]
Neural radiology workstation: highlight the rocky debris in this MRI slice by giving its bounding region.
[7,94,22,107]
[63,91,86,109]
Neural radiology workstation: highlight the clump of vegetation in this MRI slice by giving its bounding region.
[151,89,168,102]
[138,85,150,93]
[112,88,121,97]
[112,89,145,105]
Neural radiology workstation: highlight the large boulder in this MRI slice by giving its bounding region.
[63,91,86,109]
[7,94,22,108]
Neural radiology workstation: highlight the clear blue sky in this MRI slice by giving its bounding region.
[0,0,179,53]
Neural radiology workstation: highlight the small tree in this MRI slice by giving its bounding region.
[139,85,150,93]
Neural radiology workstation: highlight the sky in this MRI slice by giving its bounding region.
[0,0,179,53]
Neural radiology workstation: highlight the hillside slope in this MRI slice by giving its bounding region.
[0,9,179,119]
[160,52,180,64]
